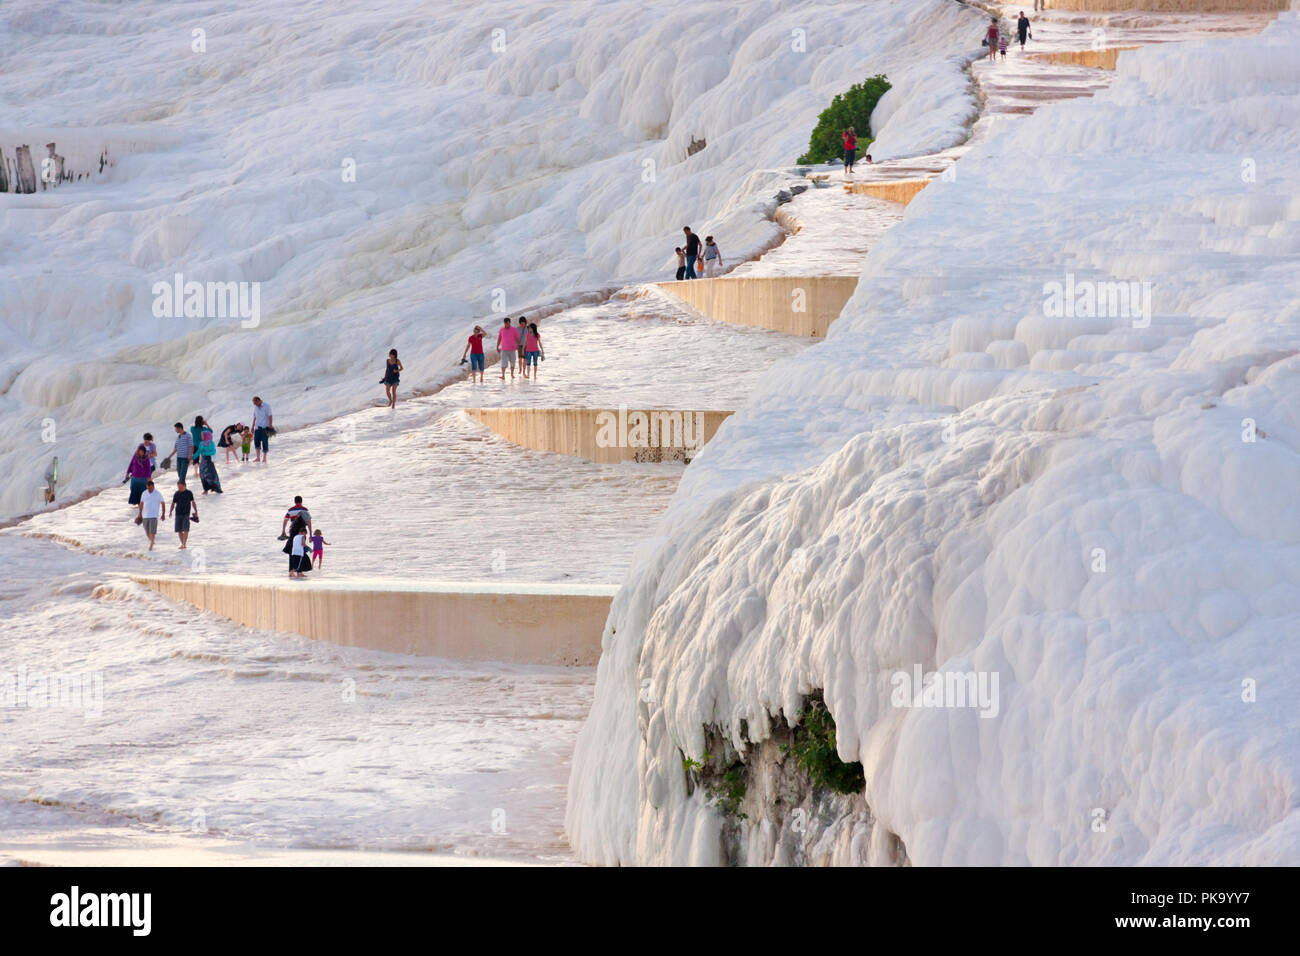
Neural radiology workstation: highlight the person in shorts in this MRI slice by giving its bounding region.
[461,325,487,383]
[137,479,164,551]
[496,317,520,381]
[170,480,197,549]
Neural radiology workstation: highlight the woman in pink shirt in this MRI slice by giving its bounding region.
[524,323,544,378]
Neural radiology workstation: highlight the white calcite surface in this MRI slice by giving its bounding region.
[568,11,1300,865]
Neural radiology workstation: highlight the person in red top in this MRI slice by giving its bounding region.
[986,17,1000,60]
[460,325,487,383]
[842,127,858,176]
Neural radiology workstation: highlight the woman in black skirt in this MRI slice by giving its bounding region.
[285,517,312,578]
[381,348,403,409]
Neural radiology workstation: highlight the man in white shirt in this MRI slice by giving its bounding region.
[137,479,165,551]
[252,395,273,463]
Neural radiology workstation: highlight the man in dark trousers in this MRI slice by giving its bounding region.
[1017,11,1031,50]
[682,226,702,279]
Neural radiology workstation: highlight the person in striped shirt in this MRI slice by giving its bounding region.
[170,422,194,483]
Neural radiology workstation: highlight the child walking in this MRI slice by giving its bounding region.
[311,530,330,570]
[240,427,252,461]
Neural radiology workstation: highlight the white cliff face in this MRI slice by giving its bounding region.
[0,0,981,521]
[568,13,1300,865]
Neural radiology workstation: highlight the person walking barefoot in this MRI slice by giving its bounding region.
[137,479,164,552]
[496,317,519,381]
[682,227,701,279]
[197,421,222,495]
[516,316,529,378]
[461,326,486,383]
[381,348,403,408]
[169,422,194,484]
[285,517,310,578]
[702,236,724,277]
[842,127,857,177]
[293,524,312,578]
[124,444,151,505]
[170,479,197,549]
[674,247,686,281]
[251,396,273,463]
[524,322,544,379]
[310,529,330,570]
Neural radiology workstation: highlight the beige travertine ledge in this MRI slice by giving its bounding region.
[129,575,615,665]
[844,178,931,206]
[655,275,859,337]
[1027,46,1141,70]
[1046,0,1285,10]
[465,407,733,463]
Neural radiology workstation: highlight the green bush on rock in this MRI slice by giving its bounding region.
[781,696,865,794]
[796,74,891,165]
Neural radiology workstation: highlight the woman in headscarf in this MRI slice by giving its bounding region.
[124,444,152,505]
[197,420,222,494]
[284,515,311,578]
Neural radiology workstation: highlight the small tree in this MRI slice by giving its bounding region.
[797,74,891,165]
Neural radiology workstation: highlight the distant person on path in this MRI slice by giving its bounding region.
[702,236,724,277]
[218,422,244,463]
[1018,12,1031,49]
[497,317,520,381]
[842,127,857,176]
[461,325,487,383]
[516,317,529,378]
[524,322,544,377]
[986,18,1000,60]
[124,444,151,505]
[674,247,686,280]
[381,348,403,408]
[251,396,273,462]
[168,422,193,483]
[280,496,312,538]
[169,480,197,550]
[682,227,701,279]
[310,529,330,570]
[137,479,164,551]
[142,433,158,472]
[197,422,222,495]
[1034,0,1044,11]
[999,35,1008,59]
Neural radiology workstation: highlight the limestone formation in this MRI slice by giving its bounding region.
[15,145,37,194]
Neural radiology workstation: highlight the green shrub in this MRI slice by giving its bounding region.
[796,74,891,165]
[781,697,865,794]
